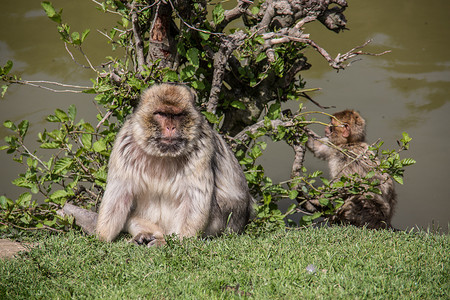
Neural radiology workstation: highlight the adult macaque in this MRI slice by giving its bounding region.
[306,109,396,229]
[96,84,254,246]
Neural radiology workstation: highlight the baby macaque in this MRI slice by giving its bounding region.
[306,109,396,229]
[96,84,254,246]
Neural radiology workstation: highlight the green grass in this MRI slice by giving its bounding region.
[1,226,448,299]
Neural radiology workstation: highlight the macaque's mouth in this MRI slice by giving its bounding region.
[159,137,183,145]
[156,138,187,154]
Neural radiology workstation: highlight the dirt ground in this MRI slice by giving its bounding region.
[0,239,32,259]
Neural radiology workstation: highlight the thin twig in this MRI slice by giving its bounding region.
[23,81,90,89]
[64,43,97,72]
[298,92,335,109]
[0,220,64,233]
[96,110,113,129]
[8,79,87,93]
[19,142,50,171]
[167,0,224,36]
[90,0,122,15]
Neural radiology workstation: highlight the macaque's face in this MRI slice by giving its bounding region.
[326,119,348,145]
[325,119,341,138]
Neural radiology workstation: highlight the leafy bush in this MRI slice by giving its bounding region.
[0,1,415,234]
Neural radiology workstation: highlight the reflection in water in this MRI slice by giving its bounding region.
[1,0,449,231]
[391,76,450,129]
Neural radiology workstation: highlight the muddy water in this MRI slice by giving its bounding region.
[1,1,449,231]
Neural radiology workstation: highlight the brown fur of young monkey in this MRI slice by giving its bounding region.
[306,109,396,229]
[96,84,254,246]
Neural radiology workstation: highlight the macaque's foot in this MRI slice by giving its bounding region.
[146,238,166,247]
[133,232,155,245]
[132,233,165,247]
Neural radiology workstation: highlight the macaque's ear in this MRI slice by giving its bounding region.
[342,124,350,138]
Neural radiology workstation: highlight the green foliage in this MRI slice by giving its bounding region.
[0,60,17,98]
[0,1,416,233]
[1,103,117,230]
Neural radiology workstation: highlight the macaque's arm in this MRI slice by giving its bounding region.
[304,128,334,160]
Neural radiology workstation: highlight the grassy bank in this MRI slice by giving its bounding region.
[1,226,448,299]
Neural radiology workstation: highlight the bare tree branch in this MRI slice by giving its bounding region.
[130,1,146,73]
[231,117,295,149]
[214,0,253,32]
[3,79,89,93]
[57,203,97,235]
[207,31,247,114]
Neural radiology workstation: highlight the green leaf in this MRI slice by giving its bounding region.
[267,102,281,120]
[288,190,298,200]
[40,142,60,149]
[392,174,404,185]
[320,177,330,186]
[71,31,80,44]
[3,120,16,130]
[53,157,73,174]
[18,120,29,137]
[41,1,62,23]
[230,101,246,110]
[93,139,107,153]
[251,6,260,15]
[31,184,39,194]
[301,212,322,224]
[285,203,297,214]
[400,132,412,149]
[333,181,344,188]
[365,170,375,179]
[163,70,179,82]
[82,88,96,94]
[121,17,129,28]
[81,134,92,149]
[1,60,13,75]
[176,42,186,56]
[82,122,95,133]
[186,48,200,68]
[212,3,225,25]
[12,177,34,189]
[240,157,254,165]
[249,145,262,159]
[81,29,90,43]
[57,24,71,42]
[1,85,8,98]
[55,109,68,122]
[198,31,210,40]
[17,192,32,206]
[255,52,267,63]
[254,35,265,45]
[0,195,9,209]
[94,168,107,186]
[191,80,205,90]
[401,132,412,143]
[46,115,60,122]
[401,158,416,166]
[180,65,195,80]
[49,190,69,200]
[319,198,329,206]
[68,104,77,121]
[311,170,323,178]
[202,111,218,124]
